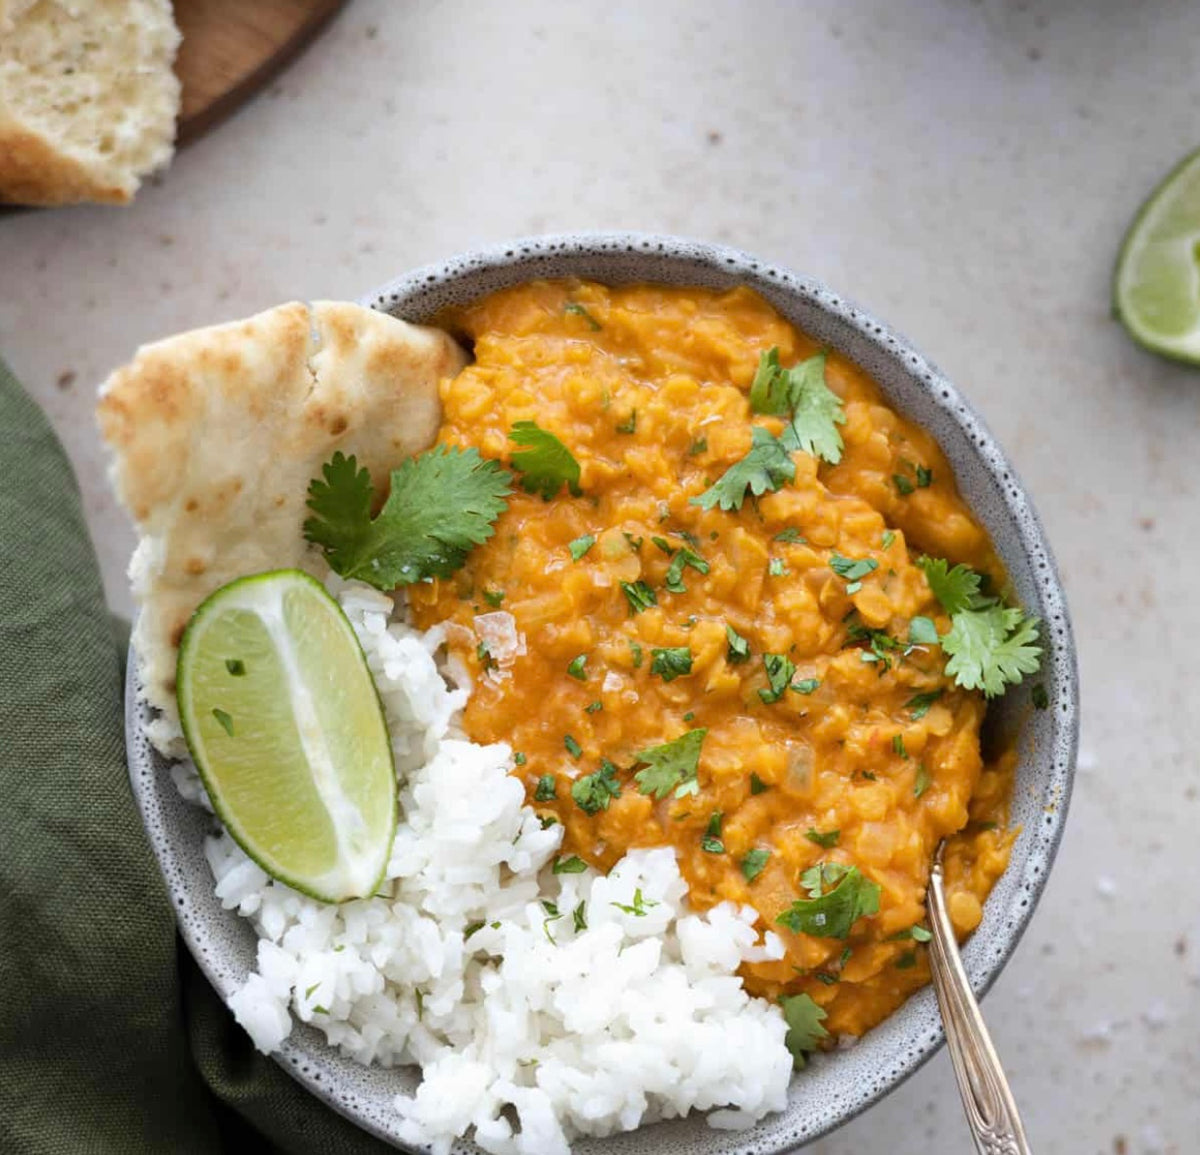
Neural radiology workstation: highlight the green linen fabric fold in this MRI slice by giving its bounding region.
[0,357,393,1154]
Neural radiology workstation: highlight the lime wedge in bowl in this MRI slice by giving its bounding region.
[1114,146,1200,365]
[177,570,395,903]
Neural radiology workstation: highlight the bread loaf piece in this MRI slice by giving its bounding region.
[0,0,181,205]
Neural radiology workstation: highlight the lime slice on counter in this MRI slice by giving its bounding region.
[1114,146,1200,364]
[177,570,395,903]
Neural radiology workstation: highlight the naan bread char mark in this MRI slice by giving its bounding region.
[97,300,467,755]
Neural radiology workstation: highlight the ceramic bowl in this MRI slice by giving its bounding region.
[127,233,1078,1153]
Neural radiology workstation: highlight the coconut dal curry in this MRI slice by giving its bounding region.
[410,280,1032,1039]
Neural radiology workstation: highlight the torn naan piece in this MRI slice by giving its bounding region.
[98,300,467,756]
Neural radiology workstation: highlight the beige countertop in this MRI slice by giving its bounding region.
[2,1,1198,1151]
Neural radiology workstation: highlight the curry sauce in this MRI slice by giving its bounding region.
[410,280,1016,1040]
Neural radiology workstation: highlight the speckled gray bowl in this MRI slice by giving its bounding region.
[127,233,1078,1153]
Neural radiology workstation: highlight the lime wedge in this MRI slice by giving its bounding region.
[1114,146,1200,364]
[177,570,395,903]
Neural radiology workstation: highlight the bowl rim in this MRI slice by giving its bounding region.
[129,230,1079,1153]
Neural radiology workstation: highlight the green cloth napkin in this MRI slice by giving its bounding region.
[0,358,396,1154]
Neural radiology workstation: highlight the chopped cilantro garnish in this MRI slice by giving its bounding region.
[791,677,820,695]
[304,982,320,999]
[892,734,908,759]
[212,708,234,736]
[906,689,943,719]
[476,641,496,670]
[914,763,931,797]
[572,901,588,932]
[611,887,657,917]
[895,950,918,969]
[665,547,709,592]
[651,535,674,555]
[759,653,796,704]
[633,728,706,799]
[629,640,644,668]
[741,848,770,881]
[725,624,751,664]
[650,646,693,682]
[552,854,588,875]
[893,473,915,496]
[805,828,840,848]
[534,774,556,801]
[701,811,725,854]
[888,924,933,943]
[845,581,862,595]
[616,410,637,435]
[513,751,527,766]
[566,653,588,680]
[542,900,562,943]
[509,421,581,500]
[304,448,511,590]
[1032,682,1049,710]
[482,588,505,608]
[674,529,703,549]
[224,659,245,677]
[571,760,621,814]
[768,557,789,576]
[621,580,657,614]
[777,864,881,939]
[774,527,805,543]
[312,1004,330,1016]
[682,711,694,722]
[780,992,829,1068]
[691,426,796,511]
[881,530,896,549]
[749,772,769,795]
[564,734,582,759]
[623,531,644,553]
[564,301,601,330]
[688,437,708,455]
[908,616,940,645]
[830,553,879,581]
[568,533,596,561]
[585,699,603,714]
[464,920,485,940]
[916,465,933,488]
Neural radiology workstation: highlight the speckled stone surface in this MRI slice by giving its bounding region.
[3,2,1198,1152]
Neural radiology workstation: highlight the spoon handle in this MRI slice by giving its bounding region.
[927,846,1032,1155]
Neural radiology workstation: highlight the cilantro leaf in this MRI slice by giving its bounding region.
[568,534,596,561]
[942,606,1042,697]
[572,900,588,932]
[741,848,770,881]
[701,811,725,854]
[566,653,588,680]
[725,624,751,664]
[893,473,915,496]
[905,689,943,719]
[780,993,829,1069]
[633,729,707,799]
[534,775,556,801]
[552,854,588,875]
[304,448,511,590]
[571,760,621,814]
[908,616,940,645]
[778,355,847,464]
[830,553,878,581]
[759,653,796,704]
[564,734,582,759]
[621,580,657,614]
[805,828,840,849]
[611,887,657,917]
[749,347,791,414]
[749,772,769,795]
[777,865,882,939]
[665,547,709,592]
[509,421,581,500]
[917,556,984,616]
[650,646,693,682]
[690,426,796,511]
[792,677,820,695]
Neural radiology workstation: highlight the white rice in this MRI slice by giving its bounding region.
[174,575,793,1154]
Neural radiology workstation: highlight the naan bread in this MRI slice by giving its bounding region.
[98,301,467,755]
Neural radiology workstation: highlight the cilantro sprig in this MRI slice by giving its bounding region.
[780,992,829,1068]
[751,349,847,463]
[304,448,511,590]
[917,557,1042,697]
[691,426,796,512]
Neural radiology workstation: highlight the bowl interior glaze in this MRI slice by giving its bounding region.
[127,233,1077,1154]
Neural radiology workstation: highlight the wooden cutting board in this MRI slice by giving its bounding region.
[174,0,349,146]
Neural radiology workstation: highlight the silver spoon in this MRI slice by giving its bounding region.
[927,841,1032,1155]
